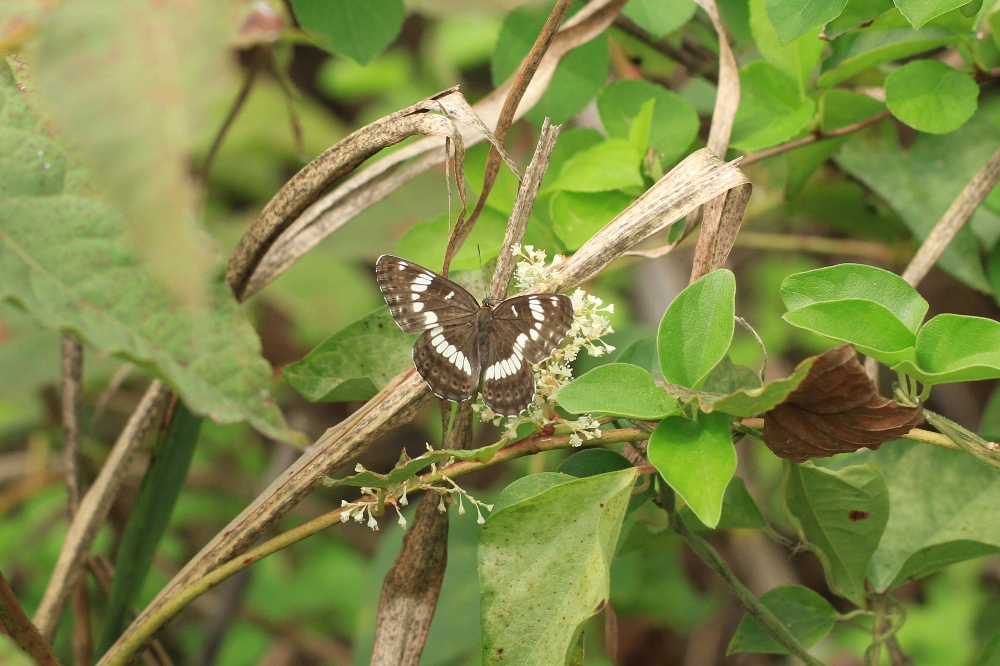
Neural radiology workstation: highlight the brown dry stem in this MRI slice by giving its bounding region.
[0,568,62,666]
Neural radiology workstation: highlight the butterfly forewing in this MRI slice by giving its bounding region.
[481,294,574,416]
[413,322,481,402]
[375,255,480,333]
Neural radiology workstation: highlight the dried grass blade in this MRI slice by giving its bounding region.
[442,0,572,275]
[236,0,626,300]
[369,493,449,666]
[35,381,169,642]
[901,145,1000,287]
[690,180,752,281]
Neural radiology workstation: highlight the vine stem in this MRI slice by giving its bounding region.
[0,568,62,666]
[740,110,892,165]
[658,486,826,666]
[100,426,649,666]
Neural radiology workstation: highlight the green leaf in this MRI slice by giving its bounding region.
[558,449,633,477]
[557,363,679,419]
[289,0,404,64]
[283,308,418,402]
[596,79,700,164]
[98,402,202,654]
[894,0,970,26]
[628,98,656,155]
[750,0,825,88]
[32,1,230,307]
[784,462,889,603]
[397,208,509,272]
[702,355,762,394]
[826,0,895,36]
[657,269,736,389]
[866,443,1000,590]
[681,476,768,531]
[885,59,979,134]
[616,338,659,374]
[781,263,928,333]
[622,0,698,37]
[0,62,289,441]
[464,142,524,215]
[551,190,636,251]
[763,0,849,44]
[727,585,838,654]
[550,139,644,193]
[491,473,576,515]
[648,412,736,528]
[817,27,957,87]
[492,5,609,125]
[893,314,1000,385]
[981,384,1000,442]
[731,62,817,152]
[479,469,636,665]
[782,300,917,366]
[836,113,996,293]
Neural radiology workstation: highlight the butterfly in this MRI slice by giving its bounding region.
[375,255,575,416]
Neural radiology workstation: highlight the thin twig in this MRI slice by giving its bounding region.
[199,45,270,180]
[732,231,899,264]
[90,363,134,433]
[741,110,892,166]
[612,14,718,82]
[99,426,650,666]
[0,568,62,666]
[739,417,962,451]
[34,381,170,642]
[659,486,825,666]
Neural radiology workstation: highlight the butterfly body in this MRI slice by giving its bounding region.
[375,255,574,416]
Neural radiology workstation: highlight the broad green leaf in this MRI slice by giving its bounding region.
[817,27,957,87]
[661,354,816,418]
[480,469,636,665]
[539,128,604,191]
[33,1,232,307]
[727,585,838,654]
[763,0,849,44]
[492,5,609,125]
[557,363,678,419]
[895,0,970,26]
[785,90,887,197]
[781,263,928,333]
[785,462,889,603]
[658,269,736,389]
[885,59,979,134]
[750,0,825,88]
[893,314,1000,385]
[628,98,655,155]
[826,0,895,36]
[283,308,417,402]
[782,300,917,366]
[731,62,817,152]
[702,355,762,395]
[836,113,996,292]
[558,449,633,477]
[491,473,575,514]
[550,139,644,193]
[866,443,1000,590]
[681,476,768,531]
[980,384,1000,442]
[98,402,202,654]
[289,0,404,64]
[551,190,636,251]
[0,62,289,441]
[397,208,508,272]
[622,0,698,37]
[616,338,659,374]
[596,79,700,164]
[648,412,736,528]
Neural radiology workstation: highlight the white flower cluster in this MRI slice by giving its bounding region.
[474,245,616,445]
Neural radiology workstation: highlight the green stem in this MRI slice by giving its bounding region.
[0,568,62,666]
[923,409,1000,469]
[100,426,650,666]
[659,485,826,666]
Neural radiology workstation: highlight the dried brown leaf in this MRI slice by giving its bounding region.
[763,346,923,462]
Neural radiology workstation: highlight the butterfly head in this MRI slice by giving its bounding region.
[481,295,497,310]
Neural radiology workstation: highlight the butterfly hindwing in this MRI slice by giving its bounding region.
[481,293,574,416]
[375,255,480,334]
[413,322,481,403]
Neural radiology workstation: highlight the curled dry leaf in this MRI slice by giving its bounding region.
[763,345,924,462]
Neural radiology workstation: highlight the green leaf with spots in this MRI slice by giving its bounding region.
[479,469,636,665]
[649,412,736,528]
[283,308,417,402]
[784,462,889,604]
[727,585,838,654]
[557,363,679,419]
